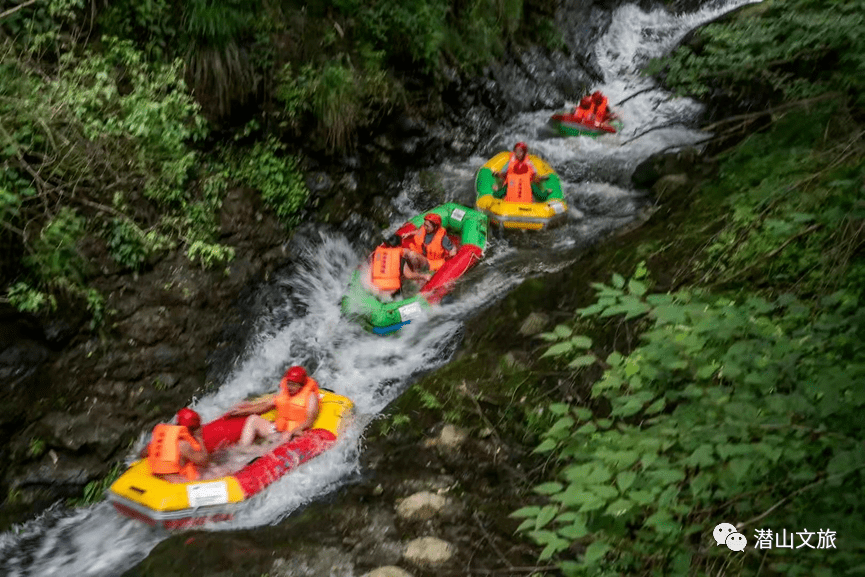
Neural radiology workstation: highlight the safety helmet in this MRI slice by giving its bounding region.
[423,213,442,227]
[580,96,593,109]
[514,141,528,152]
[592,91,604,104]
[176,408,201,430]
[284,365,307,384]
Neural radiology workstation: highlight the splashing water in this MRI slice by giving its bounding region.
[0,2,758,574]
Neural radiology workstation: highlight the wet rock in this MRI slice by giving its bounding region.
[11,451,103,492]
[519,311,549,336]
[305,172,333,194]
[652,173,691,200]
[114,306,178,346]
[36,411,129,459]
[404,537,453,567]
[270,546,354,577]
[362,566,414,577]
[632,147,703,190]
[396,491,448,521]
[424,424,467,451]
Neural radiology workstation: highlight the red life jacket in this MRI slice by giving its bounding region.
[370,247,403,292]
[274,377,320,433]
[410,227,447,271]
[148,424,201,480]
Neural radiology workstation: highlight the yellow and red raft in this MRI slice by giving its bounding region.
[108,390,354,530]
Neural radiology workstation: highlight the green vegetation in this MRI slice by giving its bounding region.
[68,462,124,507]
[518,1,865,575]
[1,0,560,323]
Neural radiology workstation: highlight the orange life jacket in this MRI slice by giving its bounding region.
[504,154,535,203]
[148,424,201,480]
[410,227,447,271]
[370,247,403,292]
[274,377,320,433]
[594,99,609,124]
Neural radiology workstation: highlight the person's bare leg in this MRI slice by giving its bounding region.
[238,416,274,447]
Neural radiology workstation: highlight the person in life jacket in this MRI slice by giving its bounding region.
[369,234,432,297]
[407,213,457,271]
[226,365,321,447]
[573,96,594,123]
[147,408,209,481]
[492,142,549,203]
[590,91,615,125]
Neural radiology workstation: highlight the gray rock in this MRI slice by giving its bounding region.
[363,567,414,577]
[652,173,691,200]
[37,411,128,458]
[396,491,448,521]
[519,312,549,336]
[423,424,467,451]
[404,537,453,566]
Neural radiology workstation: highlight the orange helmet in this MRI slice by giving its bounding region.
[176,408,201,430]
[284,365,307,384]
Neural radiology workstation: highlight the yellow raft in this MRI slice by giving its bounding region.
[475,152,568,230]
[108,390,354,530]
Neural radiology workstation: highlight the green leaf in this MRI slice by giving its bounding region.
[535,505,558,530]
[649,469,685,485]
[606,351,625,367]
[549,403,569,416]
[542,342,573,358]
[569,335,593,349]
[553,324,573,339]
[516,518,535,532]
[616,471,637,492]
[583,541,611,564]
[511,506,541,518]
[628,279,647,296]
[535,482,564,495]
[573,407,593,421]
[591,485,619,500]
[534,439,558,453]
[585,465,613,484]
[559,519,589,539]
[612,273,625,288]
[579,494,606,512]
[568,354,596,368]
[556,485,596,507]
[606,498,634,516]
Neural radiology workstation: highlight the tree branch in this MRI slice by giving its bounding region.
[0,0,38,21]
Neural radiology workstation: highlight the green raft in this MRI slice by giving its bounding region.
[341,203,488,334]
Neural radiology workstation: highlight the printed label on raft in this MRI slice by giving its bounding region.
[450,208,466,222]
[549,201,565,214]
[399,301,423,321]
[187,481,229,507]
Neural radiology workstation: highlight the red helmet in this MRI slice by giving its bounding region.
[592,91,604,104]
[176,408,201,430]
[423,213,442,227]
[514,141,528,152]
[284,365,307,384]
[580,96,593,109]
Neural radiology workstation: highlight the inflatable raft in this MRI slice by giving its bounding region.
[108,390,353,530]
[549,110,623,137]
[341,203,488,335]
[475,152,567,230]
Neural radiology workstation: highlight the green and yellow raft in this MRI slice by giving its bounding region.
[341,203,488,334]
[475,152,568,230]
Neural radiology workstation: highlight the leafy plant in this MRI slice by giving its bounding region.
[519,275,865,575]
[231,137,308,224]
[68,462,124,506]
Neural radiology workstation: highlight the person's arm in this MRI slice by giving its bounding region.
[441,236,457,257]
[226,397,276,417]
[180,439,209,466]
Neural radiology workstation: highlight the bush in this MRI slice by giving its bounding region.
[231,137,308,224]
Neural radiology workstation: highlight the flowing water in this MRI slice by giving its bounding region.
[0,1,757,574]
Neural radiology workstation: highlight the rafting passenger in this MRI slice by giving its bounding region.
[226,366,320,447]
[407,213,457,271]
[369,234,432,298]
[573,96,594,123]
[590,91,612,125]
[147,408,209,481]
[493,142,549,203]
